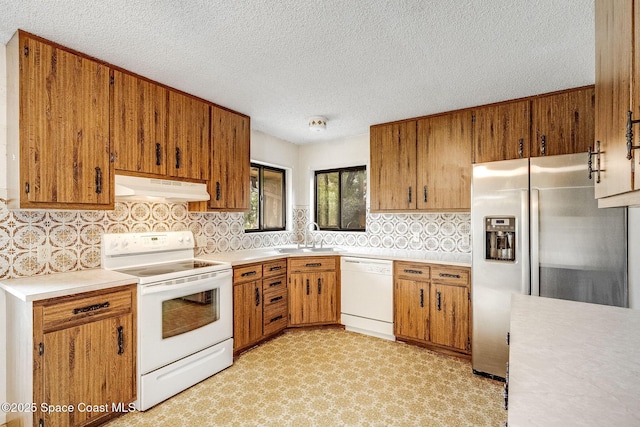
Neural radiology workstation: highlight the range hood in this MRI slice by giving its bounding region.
[114,175,210,202]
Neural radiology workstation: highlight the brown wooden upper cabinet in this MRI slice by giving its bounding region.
[208,106,251,211]
[370,112,471,212]
[592,0,640,206]
[110,70,168,176]
[370,121,418,211]
[167,90,210,181]
[472,100,531,163]
[6,31,113,209]
[417,111,472,211]
[531,87,595,157]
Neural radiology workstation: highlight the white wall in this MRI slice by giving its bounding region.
[1,41,7,426]
[296,133,369,207]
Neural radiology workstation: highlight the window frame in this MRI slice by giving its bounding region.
[245,163,287,233]
[314,165,367,232]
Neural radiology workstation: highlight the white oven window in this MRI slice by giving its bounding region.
[162,289,220,339]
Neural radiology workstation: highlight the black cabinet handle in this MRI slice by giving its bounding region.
[540,135,546,156]
[436,291,442,311]
[175,147,182,169]
[117,326,124,355]
[255,287,260,306]
[423,186,427,203]
[518,138,524,159]
[305,263,322,267]
[270,296,283,303]
[73,301,110,315]
[241,271,257,277]
[216,181,221,201]
[419,288,424,308]
[439,273,461,279]
[269,280,282,287]
[269,266,282,272]
[404,269,423,275]
[626,111,640,160]
[306,279,310,295]
[95,167,103,194]
[318,278,322,294]
[408,186,412,203]
[270,315,284,323]
[156,143,162,166]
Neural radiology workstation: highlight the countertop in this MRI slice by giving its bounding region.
[508,294,640,426]
[0,269,138,302]
[0,247,470,302]
[198,246,472,267]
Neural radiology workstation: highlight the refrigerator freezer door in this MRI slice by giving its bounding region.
[472,158,529,379]
[530,153,627,307]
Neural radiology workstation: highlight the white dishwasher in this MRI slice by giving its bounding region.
[341,257,394,341]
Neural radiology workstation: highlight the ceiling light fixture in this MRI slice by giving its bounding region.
[308,116,327,132]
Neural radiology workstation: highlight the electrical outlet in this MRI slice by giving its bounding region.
[37,244,51,264]
[196,236,207,248]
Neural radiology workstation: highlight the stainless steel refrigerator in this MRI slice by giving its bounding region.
[471,153,627,379]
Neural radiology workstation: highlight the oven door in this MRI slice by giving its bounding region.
[138,269,232,374]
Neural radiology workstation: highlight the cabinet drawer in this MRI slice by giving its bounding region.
[263,259,287,278]
[395,262,431,280]
[263,275,287,299]
[289,256,336,272]
[233,263,263,283]
[431,266,470,286]
[263,300,287,335]
[40,287,134,333]
[263,285,287,307]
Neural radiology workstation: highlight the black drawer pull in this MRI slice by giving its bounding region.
[269,280,283,287]
[117,326,124,355]
[269,266,283,271]
[439,273,461,279]
[305,263,322,267]
[270,315,284,323]
[306,279,310,295]
[241,271,257,277]
[404,269,423,275]
[270,296,283,303]
[73,301,110,315]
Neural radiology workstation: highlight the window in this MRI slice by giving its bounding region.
[315,166,366,231]
[245,164,286,232]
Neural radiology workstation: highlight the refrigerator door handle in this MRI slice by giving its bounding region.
[530,188,540,296]
[521,189,531,295]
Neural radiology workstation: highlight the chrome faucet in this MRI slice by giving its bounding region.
[304,222,320,248]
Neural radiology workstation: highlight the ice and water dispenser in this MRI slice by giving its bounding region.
[485,217,515,262]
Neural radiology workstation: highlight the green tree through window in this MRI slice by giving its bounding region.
[315,166,366,231]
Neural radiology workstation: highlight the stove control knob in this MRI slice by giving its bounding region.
[185,235,192,243]
[121,240,129,248]
[178,236,184,243]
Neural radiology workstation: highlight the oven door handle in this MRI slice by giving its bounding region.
[140,272,231,296]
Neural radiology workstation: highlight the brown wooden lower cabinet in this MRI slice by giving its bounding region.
[394,261,471,355]
[233,259,287,354]
[287,256,340,326]
[3,284,137,427]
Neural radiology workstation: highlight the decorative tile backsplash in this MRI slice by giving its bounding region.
[0,199,470,280]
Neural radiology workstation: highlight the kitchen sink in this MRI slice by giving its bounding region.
[275,246,338,254]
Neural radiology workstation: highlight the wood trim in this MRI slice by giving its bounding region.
[16,29,249,118]
[370,85,595,129]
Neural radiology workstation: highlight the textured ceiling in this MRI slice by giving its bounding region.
[0,1,594,145]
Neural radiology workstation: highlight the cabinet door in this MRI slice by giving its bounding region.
[429,283,470,352]
[233,280,263,351]
[40,314,134,426]
[209,106,250,210]
[316,272,338,323]
[594,0,635,199]
[111,70,168,175]
[394,278,429,341]
[20,34,112,208]
[288,273,315,325]
[370,121,417,211]
[531,87,595,157]
[417,111,472,211]
[472,100,531,163]
[167,90,210,180]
